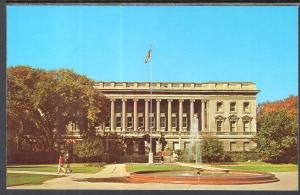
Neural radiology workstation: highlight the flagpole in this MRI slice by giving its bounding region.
[148,41,154,164]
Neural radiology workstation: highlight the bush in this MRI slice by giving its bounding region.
[7,150,60,165]
[73,136,104,162]
[223,152,259,162]
[200,136,224,163]
[119,155,148,163]
[83,162,106,168]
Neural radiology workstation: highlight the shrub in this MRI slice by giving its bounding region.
[200,135,224,163]
[73,136,104,162]
[119,155,148,163]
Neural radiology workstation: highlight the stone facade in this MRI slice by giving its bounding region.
[70,81,259,155]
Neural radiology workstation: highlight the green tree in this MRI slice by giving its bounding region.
[256,110,297,163]
[7,65,110,153]
[73,136,104,162]
[200,135,224,163]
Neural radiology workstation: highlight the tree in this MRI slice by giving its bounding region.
[199,135,224,163]
[73,137,104,162]
[256,109,297,163]
[7,65,110,154]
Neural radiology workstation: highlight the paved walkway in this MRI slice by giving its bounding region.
[7,164,298,190]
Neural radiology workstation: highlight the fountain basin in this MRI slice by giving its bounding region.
[129,169,279,185]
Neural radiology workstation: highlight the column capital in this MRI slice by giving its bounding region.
[144,99,150,102]
[202,99,208,103]
[156,99,162,102]
[110,98,116,102]
[121,98,127,102]
[178,99,184,103]
[133,99,139,102]
[167,99,173,103]
[190,99,195,103]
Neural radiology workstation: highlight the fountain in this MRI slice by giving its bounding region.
[189,114,201,166]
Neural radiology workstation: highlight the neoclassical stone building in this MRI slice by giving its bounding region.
[88,81,259,156]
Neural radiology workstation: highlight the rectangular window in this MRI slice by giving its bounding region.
[116,117,122,128]
[71,121,77,131]
[138,117,144,128]
[184,142,190,150]
[173,142,180,150]
[183,117,188,128]
[127,116,133,128]
[217,102,223,112]
[172,117,177,128]
[230,121,236,132]
[217,121,222,132]
[230,142,237,151]
[243,121,250,132]
[243,142,250,151]
[230,102,236,112]
[160,116,166,128]
[150,116,155,129]
[243,102,250,112]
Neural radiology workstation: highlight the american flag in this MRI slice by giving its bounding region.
[144,48,152,64]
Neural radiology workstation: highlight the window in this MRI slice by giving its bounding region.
[138,117,144,128]
[230,142,237,151]
[150,116,155,129]
[230,102,236,112]
[230,121,236,132]
[217,121,222,132]
[71,121,77,131]
[127,116,133,128]
[217,102,223,112]
[243,102,250,112]
[243,142,250,151]
[172,117,177,128]
[160,116,166,128]
[184,142,190,150]
[116,117,122,128]
[183,116,188,128]
[173,142,180,150]
[243,121,250,132]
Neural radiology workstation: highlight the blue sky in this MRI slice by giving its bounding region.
[7,6,298,103]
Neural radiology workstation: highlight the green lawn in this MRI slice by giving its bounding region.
[212,162,298,172]
[7,173,63,187]
[126,164,196,173]
[7,163,104,174]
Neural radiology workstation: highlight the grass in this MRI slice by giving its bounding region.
[7,163,104,174]
[212,162,298,172]
[126,164,196,173]
[7,173,63,187]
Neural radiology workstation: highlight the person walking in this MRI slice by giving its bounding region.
[57,154,66,174]
[65,151,72,173]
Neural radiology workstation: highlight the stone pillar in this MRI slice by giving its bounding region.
[189,99,195,131]
[178,99,184,133]
[110,99,115,131]
[145,99,149,131]
[122,99,126,132]
[156,99,161,131]
[133,99,138,132]
[167,99,173,132]
[201,100,205,131]
[156,140,161,152]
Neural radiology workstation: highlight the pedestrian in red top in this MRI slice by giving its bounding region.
[57,154,66,174]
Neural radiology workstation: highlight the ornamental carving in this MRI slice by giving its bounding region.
[215,115,226,121]
[241,115,253,121]
[228,114,239,121]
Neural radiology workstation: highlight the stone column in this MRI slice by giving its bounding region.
[156,99,161,131]
[167,99,173,132]
[145,99,149,131]
[178,99,184,133]
[201,100,206,131]
[122,99,126,132]
[189,99,195,131]
[133,99,138,132]
[110,99,115,131]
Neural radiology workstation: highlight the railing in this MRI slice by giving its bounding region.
[96,131,257,136]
